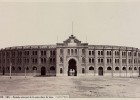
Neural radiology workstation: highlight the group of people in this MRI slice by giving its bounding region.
[69,69,76,76]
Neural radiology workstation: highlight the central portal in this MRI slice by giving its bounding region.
[68,59,77,76]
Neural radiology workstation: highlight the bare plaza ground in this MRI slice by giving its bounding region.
[0,75,140,98]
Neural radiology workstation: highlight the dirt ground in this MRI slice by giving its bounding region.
[0,76,140,98]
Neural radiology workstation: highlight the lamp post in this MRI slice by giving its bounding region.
[25,66,26,78]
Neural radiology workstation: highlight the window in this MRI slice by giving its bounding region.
[53,51,55,55]
[122,59,126,64]
[26,67,29,70]
[89,67,94,70]
[50,51,53,56]
[33,66,37,70]
[107,51,109,55]
[98,51,100,55]
[68,49,70,55]
[134,52,137,56]
[129,67,132,70]
[89,58,91,63]
[41,51,43,56]
[44,58,46,63]
[138,53,140,57]
[101,59,103,63]
[50,58,52,63]
[89,51,91,55]
[107,51,111,55]
[18,67,21,71]
[98,59,100,63]
[44,51,46,55]
[75,49,77,55]
[92,58,94,63]
[115,59,119,63]
[122,67,126,70]
[101,51,103,55]
[107,67,112,71]
[115,67,119,71]
[82,68,85,74]
[82,49,85,55]
[134,67,137,70]
[53,58,55,62]
[12,67,15,71]
[92,51,94,55]
[71,49,74,55]
[107,58,112,63]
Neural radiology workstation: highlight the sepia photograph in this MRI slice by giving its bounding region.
[0,0,140,99]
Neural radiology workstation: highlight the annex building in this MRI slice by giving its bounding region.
[0,35,140,77]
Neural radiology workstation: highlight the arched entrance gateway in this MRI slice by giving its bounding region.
[41,67,46,75]
[98,67,103,76]
[68,59,77,76]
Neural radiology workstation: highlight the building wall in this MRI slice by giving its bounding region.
[0,37,140,77]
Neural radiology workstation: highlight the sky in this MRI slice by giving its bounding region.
[0,0,140,49]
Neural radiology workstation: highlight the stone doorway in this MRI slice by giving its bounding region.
[98,67,103,76]
[41,67,46,75]
[68,59,77,76]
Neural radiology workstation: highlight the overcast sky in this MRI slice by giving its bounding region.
[0,0,140,49]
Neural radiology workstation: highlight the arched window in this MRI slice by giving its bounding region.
[50,66,55,71]
[18,67,21,71]
[122,67,126,70]
[44,58,46,63]
[26,67,29,70]
[53,51,55,55]
[71,49,74,55]
[68,49,70,55]
[33,66,37,70]
[89,58,91,63]
[92,58,94,63]
[12,67,15,71]
[92,51,94,55]
[107,51,109,55]
[75,49,77,54]
[89,66,94,70]
[41,58,43,63]
[82,68,85,74]
[107,67,112,71]
[129,67,132,70]
[50,58,52,63]
[53,58,55,62]
[50,51,53,55]
[134,67,137,70]
[101,51,103,55]
[89,51,91,55]
[115,67,119,71]
[98,51,100,55]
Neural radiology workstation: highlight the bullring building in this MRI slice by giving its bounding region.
[0,35,140,77]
